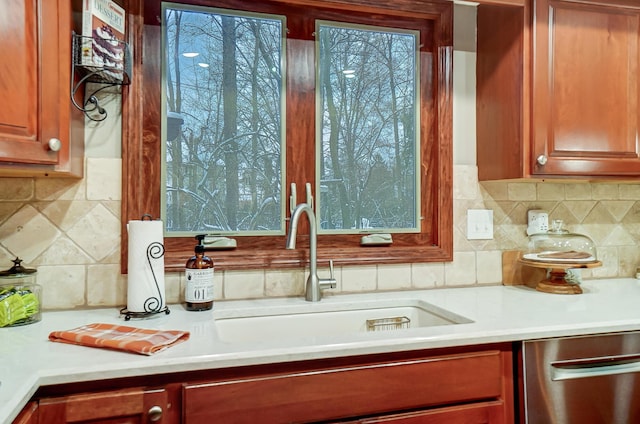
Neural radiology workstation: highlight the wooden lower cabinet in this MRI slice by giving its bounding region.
[17,344,514,423]
[36,388,171,424]
[182,345,514,423]
[12,402,38,424]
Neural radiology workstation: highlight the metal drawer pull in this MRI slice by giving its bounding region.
[148,405,163,422]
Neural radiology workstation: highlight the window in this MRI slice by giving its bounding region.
[316,22,420,233]
[162,5,286,235]
[122,0,453,272]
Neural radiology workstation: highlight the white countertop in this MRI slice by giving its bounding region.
[3,278,640,423]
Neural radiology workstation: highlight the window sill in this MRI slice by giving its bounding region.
[158,234,452,272]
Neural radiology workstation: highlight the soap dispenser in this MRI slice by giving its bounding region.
[185,235,214,311]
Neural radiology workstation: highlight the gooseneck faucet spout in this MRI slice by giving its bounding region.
[286,202,336,302]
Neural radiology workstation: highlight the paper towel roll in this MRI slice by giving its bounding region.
[127,219,165,313]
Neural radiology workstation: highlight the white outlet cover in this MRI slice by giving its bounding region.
[467,209,493,240]
[527,210,549,235]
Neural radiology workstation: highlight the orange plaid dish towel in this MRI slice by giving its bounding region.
[49,323,190,355]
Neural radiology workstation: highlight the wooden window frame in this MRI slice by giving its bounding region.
[121,0,453,273]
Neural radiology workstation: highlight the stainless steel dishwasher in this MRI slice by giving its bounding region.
[523,331,640,423]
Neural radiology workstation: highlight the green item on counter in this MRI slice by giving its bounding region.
[0,286,38,327]
[19,289,39,316]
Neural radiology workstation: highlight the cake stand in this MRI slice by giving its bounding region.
[518,258,602,294]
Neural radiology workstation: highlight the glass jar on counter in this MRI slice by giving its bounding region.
[0,258,41,327]
[525,220,597,263]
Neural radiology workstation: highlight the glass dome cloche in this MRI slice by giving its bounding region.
[524,220,597,263]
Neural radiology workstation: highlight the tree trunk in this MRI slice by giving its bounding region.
[222,16,239,230]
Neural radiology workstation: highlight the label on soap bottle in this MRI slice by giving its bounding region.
[185,268,214,303]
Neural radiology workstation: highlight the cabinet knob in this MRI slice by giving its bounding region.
[536,155,548,166]
[48,138,62,152]
[148,405,163,422]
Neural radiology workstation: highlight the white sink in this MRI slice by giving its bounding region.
[214,298,472,343]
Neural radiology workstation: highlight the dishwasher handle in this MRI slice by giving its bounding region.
[552,353,640,381]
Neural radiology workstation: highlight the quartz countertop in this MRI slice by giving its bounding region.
[3,278,640,423]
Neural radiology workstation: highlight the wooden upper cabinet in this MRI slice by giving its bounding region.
[476,3,529,181]
[531,0,640,177]
[0,0,83,177]
[477,0,640,180]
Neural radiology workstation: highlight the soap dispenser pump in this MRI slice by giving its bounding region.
[185,235,214,311]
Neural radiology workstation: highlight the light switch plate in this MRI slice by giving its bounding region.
[467,209,493,240]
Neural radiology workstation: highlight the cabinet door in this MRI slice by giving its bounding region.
[356,400,504,423]
[532,0,640,176]
[12,401,38,424]
[37,388,170,424]
[0,0,83,177]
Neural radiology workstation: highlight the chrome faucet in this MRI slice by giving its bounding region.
[286,202,336,301]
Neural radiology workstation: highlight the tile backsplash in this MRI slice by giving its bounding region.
[1,160,639,309]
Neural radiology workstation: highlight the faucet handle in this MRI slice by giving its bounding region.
[289,182,297,214]
[305,182,314,210]
[329,259,334,279]
[320,259,337,290]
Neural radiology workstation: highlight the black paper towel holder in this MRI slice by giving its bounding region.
[119,305,170,321]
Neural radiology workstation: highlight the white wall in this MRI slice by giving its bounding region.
[452,4,477,166]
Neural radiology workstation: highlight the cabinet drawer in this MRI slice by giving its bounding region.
[183,350,505,423]
[37,388,168,423]
[357,400,504,423]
